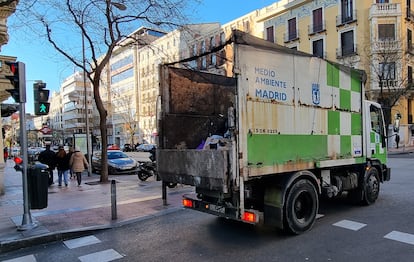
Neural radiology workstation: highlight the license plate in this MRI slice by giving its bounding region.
[208,204,225,214]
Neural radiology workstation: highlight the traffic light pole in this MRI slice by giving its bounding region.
[17,101,37,230]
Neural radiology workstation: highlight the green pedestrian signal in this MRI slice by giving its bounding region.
[33,82,50,116]
[35,102,50,115]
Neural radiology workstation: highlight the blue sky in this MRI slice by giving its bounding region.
[1,0,277,113]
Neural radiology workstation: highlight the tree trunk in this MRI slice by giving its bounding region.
[92,79,109,183]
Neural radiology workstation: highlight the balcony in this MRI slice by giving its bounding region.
[336,10,357,27]
[284,29,299,43]
[369,3,401,19]
[371,40,401,53]
[336,44,358,58]
[308,21,326,35]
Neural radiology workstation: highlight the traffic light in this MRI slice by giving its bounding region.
[33,82,50,115]
[5,61,26,103]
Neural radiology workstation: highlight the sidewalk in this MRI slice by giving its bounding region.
[0,161,191,253]
[387,144,414,155]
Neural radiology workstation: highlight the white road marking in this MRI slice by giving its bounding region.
[78,249,124,262]
[333,219,367,231]
[384,231,414,245]
[64,235,101,249]
[2,254,36,262]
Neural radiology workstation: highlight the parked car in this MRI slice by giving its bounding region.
[107,144,120,150]
[135,144,156,152]
[28,147,45,161]
[122,144,134,152]
[92,150,138,175]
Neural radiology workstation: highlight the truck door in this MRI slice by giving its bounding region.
[368,102,387,162]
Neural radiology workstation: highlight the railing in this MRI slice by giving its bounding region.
[336,10,357,26]
[407,7,414,21]
[370,3,400,17]
[308,21,326,35]
[371,40,401,52]
[284,29,300,43]
[336,44,358,58]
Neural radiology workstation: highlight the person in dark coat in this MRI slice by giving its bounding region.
[38,144,57,186]
[56,146,70,186]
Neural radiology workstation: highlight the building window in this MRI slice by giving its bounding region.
[378,24,395,40]
[340,30,355,56]
[379,62,396,80]
[243,20,250,32]
[312,8,323,33]
[201,57,207,69]
[220,32,226,44]
[288,18,297,41]
[408,66,413,85]
[211,53,217,65]
[266,26,274,43]
[376,0,389,3]
[201,40,206,53]
[313,39,324,58]
[210,36,215,48]
[408,29,412,51]
[341,0,354,23]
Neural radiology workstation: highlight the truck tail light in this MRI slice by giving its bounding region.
[182,199,193,208]
[242,211,257,223]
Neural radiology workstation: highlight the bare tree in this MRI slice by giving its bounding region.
[364,39,413,134]
[13,0,197,182]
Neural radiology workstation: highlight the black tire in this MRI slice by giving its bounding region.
[348,168,380,205]
[283,179,319,235]
[137,172,148,181]
[167,182,177,188]
[362,168,380,205]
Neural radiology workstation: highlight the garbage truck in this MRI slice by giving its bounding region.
[157,30,390,234]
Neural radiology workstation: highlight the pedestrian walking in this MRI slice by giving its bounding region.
[3,147,8,162]
[395,134,400,149]
[69,147,88,186]
[67,147,75,179]
[38,144,57,186]
[56,146,70,187]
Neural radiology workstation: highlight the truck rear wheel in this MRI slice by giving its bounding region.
[283,179,318,234]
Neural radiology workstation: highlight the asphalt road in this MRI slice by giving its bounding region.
[2,155,414,262]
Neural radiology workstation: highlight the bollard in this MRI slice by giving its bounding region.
[162,181,167,206]
[111,180,117,220]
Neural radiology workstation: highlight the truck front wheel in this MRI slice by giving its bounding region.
[348,167,380,205]
[362,168,380,205]
[283,179,319,234]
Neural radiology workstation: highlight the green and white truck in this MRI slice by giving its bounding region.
[157,30,391,234]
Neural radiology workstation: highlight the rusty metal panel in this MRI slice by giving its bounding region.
[157,149,229,192]
[167,67,235,115]
[159,67,236,150]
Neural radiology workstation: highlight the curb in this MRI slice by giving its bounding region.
[0,206,183,254]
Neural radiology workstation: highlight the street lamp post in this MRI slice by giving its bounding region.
[81,1,126,175]
[81,29,92,176]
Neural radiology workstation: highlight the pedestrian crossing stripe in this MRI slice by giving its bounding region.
[332,219,367,231]
[64,235,101,249]
[78,249,124,262]
[384,231,414,246]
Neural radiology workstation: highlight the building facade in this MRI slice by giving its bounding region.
[0,0,19,195]
[48,71,93,147]
[253,0,414,147]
